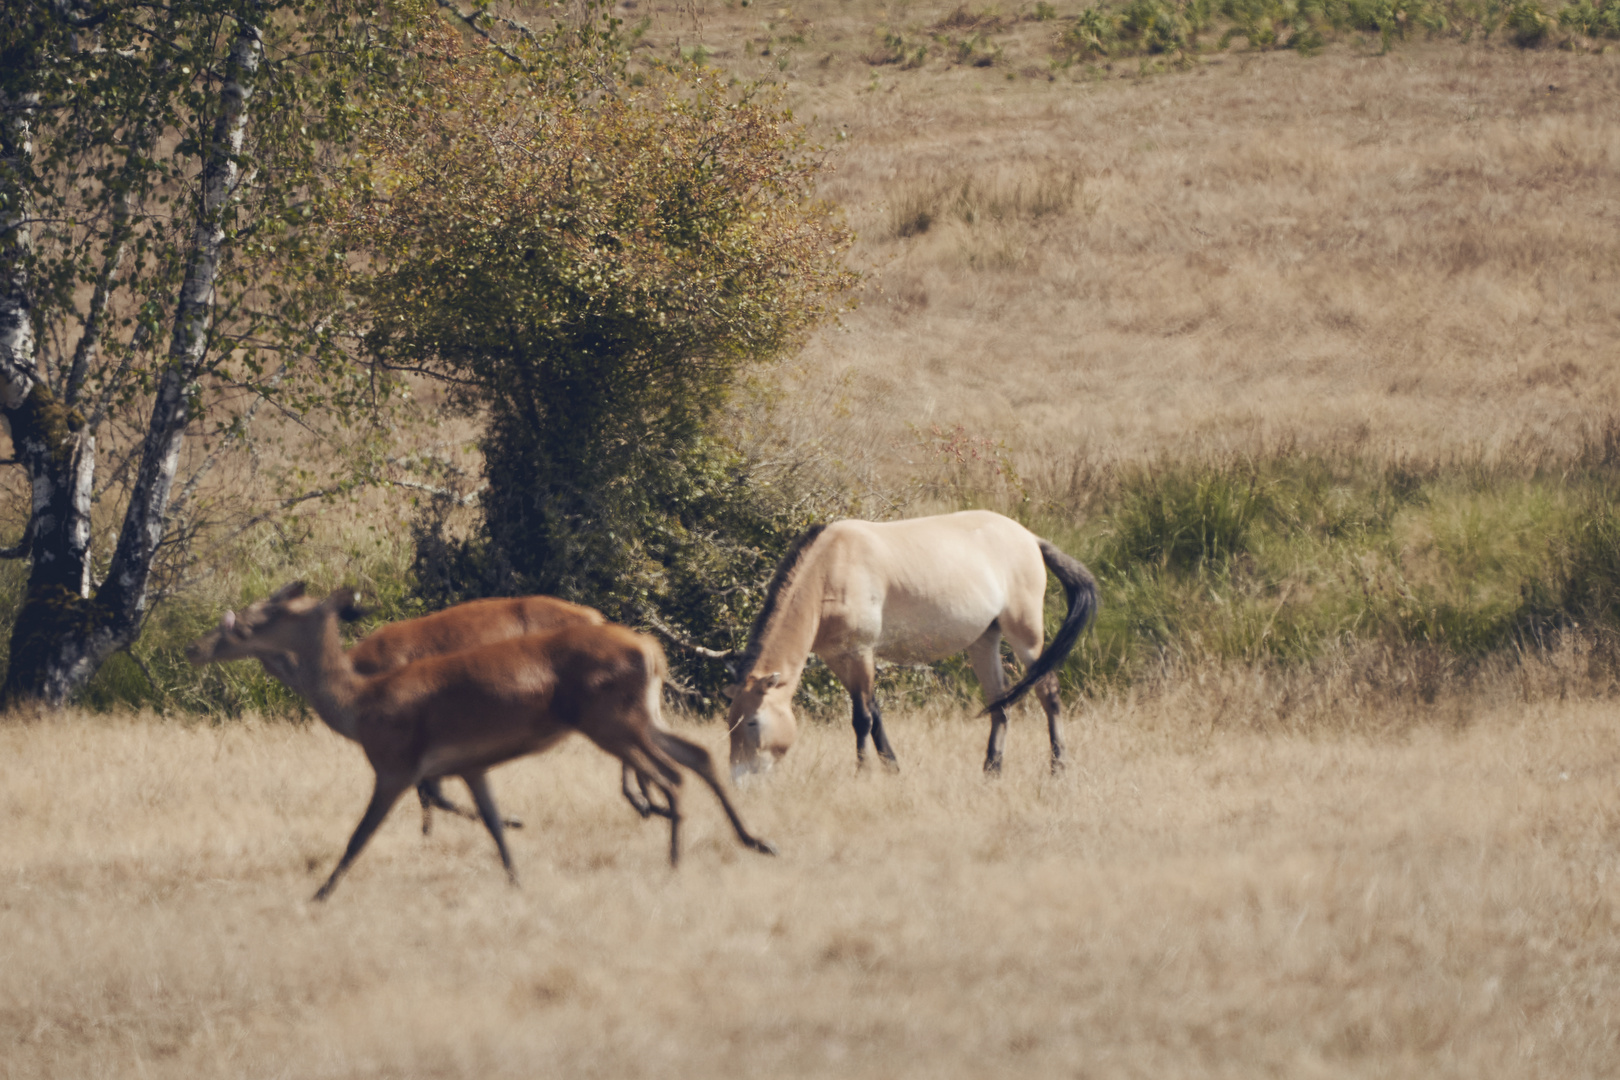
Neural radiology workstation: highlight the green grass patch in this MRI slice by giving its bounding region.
[10,449,1620,716]
[1049,0,1620,63]
[1006,452,1620,697]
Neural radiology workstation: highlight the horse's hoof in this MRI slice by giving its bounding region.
[752,838,779,857]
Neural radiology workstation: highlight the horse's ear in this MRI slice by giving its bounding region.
[721,683,740,701]
[270,581,306,602]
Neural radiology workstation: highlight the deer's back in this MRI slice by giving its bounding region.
[355,624,663,766]
[350,596,605,676]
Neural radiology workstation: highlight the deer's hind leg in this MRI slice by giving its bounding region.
[650,729,778,858]
[462,771,519,886]
[620,762,673,821]
[619,743,685,865]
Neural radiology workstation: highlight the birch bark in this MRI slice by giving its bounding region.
[3,14,265,704]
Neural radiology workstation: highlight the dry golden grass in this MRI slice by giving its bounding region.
[629,2,1620,492]
[5,692,1620,1078]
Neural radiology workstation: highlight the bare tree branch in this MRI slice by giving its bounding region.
[638,607,735,660]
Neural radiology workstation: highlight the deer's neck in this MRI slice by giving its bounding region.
[294,616,367,741]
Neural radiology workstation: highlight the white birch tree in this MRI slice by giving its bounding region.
[0,0,417,703]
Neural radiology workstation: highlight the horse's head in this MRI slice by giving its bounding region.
[725,670,796,779]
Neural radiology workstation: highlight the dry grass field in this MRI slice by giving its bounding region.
[7,8,1620,1078]
[3,694,1619,1078]
[641,3,1620,492]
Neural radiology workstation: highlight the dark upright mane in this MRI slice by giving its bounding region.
[738,523,829,676]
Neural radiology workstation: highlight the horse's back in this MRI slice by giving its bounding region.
[814,511,1047,662]
[830,510,1043,584]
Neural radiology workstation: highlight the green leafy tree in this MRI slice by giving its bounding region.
[355,31,857,677]
[0,0,429,704]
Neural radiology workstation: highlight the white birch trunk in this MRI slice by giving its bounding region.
[5,15,265,703]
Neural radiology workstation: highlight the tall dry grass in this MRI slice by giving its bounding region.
[4,687,1619,1078]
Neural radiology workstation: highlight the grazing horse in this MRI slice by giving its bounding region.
[725,510,1097,777]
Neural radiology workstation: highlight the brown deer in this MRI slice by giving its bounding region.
[186,583,777,900]
[191,589,665,831]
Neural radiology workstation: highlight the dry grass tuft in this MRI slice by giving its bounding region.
[4,694,1619,1077]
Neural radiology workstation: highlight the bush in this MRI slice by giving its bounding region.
[1504,0,1555,41]
[354,35,856,694]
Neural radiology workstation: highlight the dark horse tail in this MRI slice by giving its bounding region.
[985,539,1098,713]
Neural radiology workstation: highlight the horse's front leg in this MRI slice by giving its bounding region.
[866,695,899,770]
[832,653,897,771]
[850,693,899,771]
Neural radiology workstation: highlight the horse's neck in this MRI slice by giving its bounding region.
[295,617,367,740]
[752,559,825,687]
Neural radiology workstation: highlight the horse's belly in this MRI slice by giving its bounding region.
[874,604,994,663]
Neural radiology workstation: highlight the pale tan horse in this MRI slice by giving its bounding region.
[725,510,1097,776]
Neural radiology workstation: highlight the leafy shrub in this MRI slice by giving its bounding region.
[1552,501,1620,625]
[1062,5,1122,54]
[1118,0,1206,50]
[354,35,857,693]
[1504,0,1555,41]
[1221,0,1330,46]
[1558,0,1620,36]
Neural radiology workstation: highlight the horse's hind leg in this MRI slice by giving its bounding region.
[1036,672,1066,773]
[1004,628,1066,774]
[968,629,1011,774]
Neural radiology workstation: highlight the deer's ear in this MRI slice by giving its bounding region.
[760,671,783,689]
[339,596,370,623]
[270,581,307,602]
[322,586,371,623]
